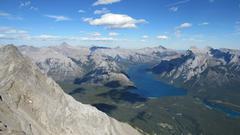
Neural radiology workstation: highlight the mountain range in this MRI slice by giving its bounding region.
[18,43,180,88]
[151,46,240,106]
[1,43,240,134]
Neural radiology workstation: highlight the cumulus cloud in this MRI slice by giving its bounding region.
[94,8,110,15]
[93,0,121,6]
[83,13,147,29]
[0,11,23,20]
[45,15,71,21]
[157,35,168,40]
[109,32,119,36]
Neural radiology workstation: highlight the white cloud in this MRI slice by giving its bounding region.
[199,22,209,26]
[169,6,178,12]
[157,35,168,40]
[93,0,121,6]
[166,0,190,12]
[177,22,192,29]
[0,11,10,17]
[83,18,92,22]
[83,13,147,29]
[142,35,149,39]
[45,15,71,21]
[0,11,23,20]
[19,1,38,10]
[30,6,38,11]
[166,0,191,7]
[109,32,119,36]
[0,27,29,39]
[81,37,116,41]
[31,34,64,41]
[78,9,85,13]
[175,22,192,37]
[91,32,101,37]
[0,26,119,44]
[94,8,110,15]
[235,21,240,33]
[19,1,31,7]
[35,34,60,40]
[34,35,116,41]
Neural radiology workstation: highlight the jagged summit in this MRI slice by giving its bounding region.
[60,41,70,46]
[157,45,167,50]
[0,45,141,135]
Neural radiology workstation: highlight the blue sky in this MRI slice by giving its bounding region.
[0,0,240,49]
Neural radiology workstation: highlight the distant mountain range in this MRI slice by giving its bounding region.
[18,43,180,87]
[17,43,240,91]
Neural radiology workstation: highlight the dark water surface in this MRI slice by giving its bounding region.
[127,64,187,98]
[126,64,240,118]
[203,100,240,118]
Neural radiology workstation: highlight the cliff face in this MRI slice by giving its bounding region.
[0,45,141,135]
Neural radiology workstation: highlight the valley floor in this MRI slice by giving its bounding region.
[58,82,240,135]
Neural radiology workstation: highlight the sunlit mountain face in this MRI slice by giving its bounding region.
[1,0,240,135]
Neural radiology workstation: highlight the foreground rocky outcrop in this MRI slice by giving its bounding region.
[0,45,141,135]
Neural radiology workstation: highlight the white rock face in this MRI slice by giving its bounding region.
[0,45,141,135]
[19,45,83,82]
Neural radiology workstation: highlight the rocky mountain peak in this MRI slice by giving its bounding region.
[0,45,141,135]
[60,42,70,47]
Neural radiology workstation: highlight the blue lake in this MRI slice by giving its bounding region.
[203,100,240,118]
[127,64,240,118]
[127,64,187,98]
